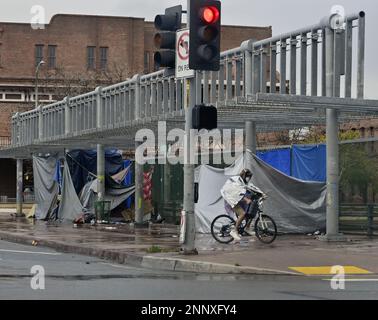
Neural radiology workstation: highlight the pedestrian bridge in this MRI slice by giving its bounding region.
[1,11,377,159]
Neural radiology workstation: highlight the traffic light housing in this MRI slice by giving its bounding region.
[192,104,217,130]
[154,5,182,69]
[189,0,221,71]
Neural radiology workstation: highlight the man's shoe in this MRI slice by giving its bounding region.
[230,229,241,241]
[242,230,256,237]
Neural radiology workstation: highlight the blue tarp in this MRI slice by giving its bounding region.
[123,160,133,208]
[67,149,124,194]
[292,145,326,182]
[257,148,291,177]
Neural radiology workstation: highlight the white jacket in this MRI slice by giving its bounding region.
[220,176,247,208]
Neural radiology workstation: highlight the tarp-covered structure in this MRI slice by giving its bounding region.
[195,151,326,234]
[33,151,135,222]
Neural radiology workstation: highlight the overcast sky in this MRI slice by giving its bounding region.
[1,0,377,98]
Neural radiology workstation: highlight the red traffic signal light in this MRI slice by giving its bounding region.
[200,6,220,24]
[189,0,221,71]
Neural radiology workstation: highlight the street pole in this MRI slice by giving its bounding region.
[97,144,105,202]
[16,159,24,217]
[180,0,197,255]
[321,23,345,242]
[245,121,257,155]
[135,141,145,225]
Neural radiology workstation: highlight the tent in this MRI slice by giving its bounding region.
[195,151,326,234]
[33,153,135,222]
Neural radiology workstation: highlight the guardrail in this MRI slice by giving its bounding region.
[10,12,365,148]
[340,203,378,236]
[0,195,35,204]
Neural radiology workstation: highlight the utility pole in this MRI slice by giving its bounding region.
[181,0,221,254]
[181,0,197,254]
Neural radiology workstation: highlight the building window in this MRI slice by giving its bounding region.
[87,46,96,69]
[100,47,108,70]
[35,44,44,66]
[48,45,57,69]
[144,51,150,73]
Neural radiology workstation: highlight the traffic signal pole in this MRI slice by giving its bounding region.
[180,0,198,255]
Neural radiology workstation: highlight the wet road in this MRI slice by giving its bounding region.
[0,240,377,300]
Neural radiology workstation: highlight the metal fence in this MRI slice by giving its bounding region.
[10,12,365,148]
[340,204,378,236]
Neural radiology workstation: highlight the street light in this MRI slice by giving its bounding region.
[35,60,45,108]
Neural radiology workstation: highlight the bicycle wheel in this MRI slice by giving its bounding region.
[211,215,236,244]
[254,214,277,244]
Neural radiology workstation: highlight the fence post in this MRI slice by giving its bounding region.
[38,106,43,141]
[13,113,20,146]
[64,96,71,136]
[95,86,103,129]
[133,74,141,121]
[367,204,374,237]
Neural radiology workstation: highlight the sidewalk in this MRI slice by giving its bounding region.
[1,211,378,276]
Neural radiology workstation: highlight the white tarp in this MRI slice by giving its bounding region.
[33,155,59,220]
[58,161,84,221]
[195,151,326,234]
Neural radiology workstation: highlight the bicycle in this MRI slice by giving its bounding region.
[211,193,277,245]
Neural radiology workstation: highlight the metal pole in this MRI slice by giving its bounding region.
[38,106,43,141]
[133,74,145,226]
[135,141,144,225]
[181,0,197,255]
[97,144,105,202]
[245,121,257,155]
[357,12,366,99]
[322,26,345,241]
[16,159,24,217]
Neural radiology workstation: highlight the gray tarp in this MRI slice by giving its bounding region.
[33,155,59,220]
[58,161,84,222]
[195,151,326,234]
[79,178,135,213]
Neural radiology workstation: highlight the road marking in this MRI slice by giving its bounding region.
[289,266,372,275]
[99,262,139,270]
[0,249,61,256]
[323,279,378,282]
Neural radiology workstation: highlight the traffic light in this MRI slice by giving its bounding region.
[189,0,221,71]
[154,5,182,69]
[192,104,217,130]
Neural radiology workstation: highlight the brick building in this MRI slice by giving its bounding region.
[0,14,272,197]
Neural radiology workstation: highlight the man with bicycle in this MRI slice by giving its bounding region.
[220,169,262,241]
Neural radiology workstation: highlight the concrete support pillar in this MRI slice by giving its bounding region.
[245,121,257,155]
[134,141,144,225]
[321,26,345,241]
[97,144,105,202]
[16,159,24,217]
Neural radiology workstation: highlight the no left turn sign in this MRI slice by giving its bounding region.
[176,28,194,79]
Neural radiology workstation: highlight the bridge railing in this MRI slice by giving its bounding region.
[10,12,365,148]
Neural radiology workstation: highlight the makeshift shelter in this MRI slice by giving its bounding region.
[195,151,326,234]
[33,153,135,222]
